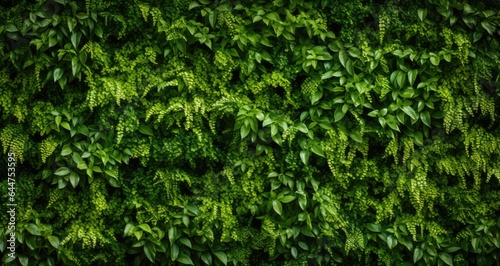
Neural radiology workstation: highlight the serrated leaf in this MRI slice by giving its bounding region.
[139,124,154,136]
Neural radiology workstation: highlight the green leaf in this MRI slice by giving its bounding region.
[94,24,103,38]
[61,121,71,130]
[53,68,63,82]
[366,223,382,233]
[311,90,323,105]
[334,106,345,122]
[176,253,194,265]
[61,145,72,156]
[402,106,418,120]
[138,224,152,233]
[339,50,347,67]
[438,252,453,266]
[26,224,41,236]
[179,237,192,248]
[214,251,228,265]
[298,241,309,250]
[54,167,70,176]
[291,246,298,258]
[417,9,427,21]
[387,235,397,249]
[300,150,310,165]
[71,32,80,48]
[311,144,324,157]
[430,55,440,66]
[414,247,423,263]
[47,236,60,248]
[481,21,495,35]
[321,70,342,80]
[19,255,28,266]
[144,242,155,262]
[49,36,57,47]
[69,172,80,188]
[6,24,18,32]
[240,125,250,139]
[280,195,295,203]
[349,130,363,143]
[420,111,431,127]
[272,200,283,215]
[139,124,154,136]
[171,243,179,261]
[407,69,417,86]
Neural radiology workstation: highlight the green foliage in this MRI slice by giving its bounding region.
[1,0,500,265]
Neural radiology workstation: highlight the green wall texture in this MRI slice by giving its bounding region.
[1,0,500,265]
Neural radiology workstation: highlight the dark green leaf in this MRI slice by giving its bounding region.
[438,252,453,266]
[177,253,194,265]
[26,224,41,236]
[139,124,154,136]
[214,251,228,265]
[272,200,283,215]
[53,68,63,82]
[402,106,418,120]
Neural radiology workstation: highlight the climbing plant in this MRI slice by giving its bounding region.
[1,0,500,265]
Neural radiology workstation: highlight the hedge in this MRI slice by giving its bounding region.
[1,0,500,265]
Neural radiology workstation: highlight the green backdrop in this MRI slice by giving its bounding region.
[1,0,500,265]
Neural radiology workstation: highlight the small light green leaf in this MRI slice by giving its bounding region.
[280,195,295,203]
[6,24,18,32]
[61,121,71,130]
[240,125,250,139]
[311,144,324,157]
[311,90,323,105]
[291,246,298,258]
[417,9,427,21]
[349,130,363,143]
[298,241,309,250]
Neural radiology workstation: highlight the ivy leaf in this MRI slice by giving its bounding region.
[214,251,228,265]
[139,124,154,136]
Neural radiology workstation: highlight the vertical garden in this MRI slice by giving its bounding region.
[1,0,500,265]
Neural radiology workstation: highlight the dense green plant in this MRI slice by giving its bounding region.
[1,0,500,265]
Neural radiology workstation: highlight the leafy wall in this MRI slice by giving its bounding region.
[1,0,500,265]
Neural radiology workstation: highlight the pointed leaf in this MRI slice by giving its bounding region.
[214,251,228,265]
[176,253,194,265]
[402,106,418,120]
[438,252,453,266]
[272,200,283,215]
[139,124,154,136]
